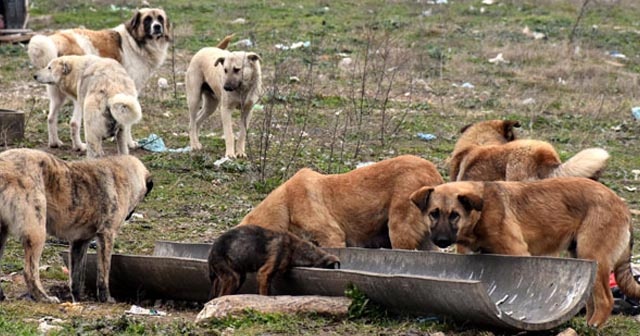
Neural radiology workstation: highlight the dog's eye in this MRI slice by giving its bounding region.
[157,16,164,24]
[144,17,152,25]
[224,68,228,74]
[233,67,240,73]
[449,212,460,223]
[428,209,439,221]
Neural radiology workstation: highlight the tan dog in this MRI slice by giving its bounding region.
[448,119,609,181]
[28,8,171,151]
[410,178,639,327]
[240,155,444,249]
[34,55,142,158]
[0,149,152,303]
[186,38,263,157]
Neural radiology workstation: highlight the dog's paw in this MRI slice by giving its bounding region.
[72,143,87,152]
[48,139,64,148]
[236,152,247,159]
[128,141,139,149]
[45,295,61,304]
[190,141,203,151]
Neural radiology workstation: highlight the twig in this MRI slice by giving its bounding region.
[569,0,591,44]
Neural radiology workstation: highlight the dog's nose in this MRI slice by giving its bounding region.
[223,84,234,91]
[433,237,453,248]
[33,75,37,80]
[152,23,163,34]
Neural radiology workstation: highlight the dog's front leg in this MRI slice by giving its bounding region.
[235,104,254,158]
[95,232,115,303]
[220,106,236,158]
[123,124,138,150]
[69,239,91,302]
[70,101,87,151]
[46,85,66,148]
[115,127,130,155]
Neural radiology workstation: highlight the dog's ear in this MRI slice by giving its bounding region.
[457,193,483,213]
[126,10,141,32]
[61,61,71,75]
[410,186,434,211]
[247,52,261,62]
[460,123,473,134]
[214,57,225,67]
[503,120,521,140]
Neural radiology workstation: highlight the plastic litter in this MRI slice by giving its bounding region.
[609,51,627,59]
[488,53,509,64]
[417,133,437,141]
[38,317,64,334]
[631,107,640,120]
[231,18,246,25]
[610,272,640,315]
[137,134,191,153]
[233,39,253,48]
[522,26,545,40]
[631,170,640,180]
[275,41,311,51]
[482,0,496,4]
[522,98,536,105]
[125,304,167,316]
[461,82,474,89]
[214,157,231,167]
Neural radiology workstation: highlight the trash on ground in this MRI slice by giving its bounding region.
[482,0,496,4]
[624,186,637,192]
[125,304,167,316]
[137,133,191,153]
[631,107,640,120]
[37,317,64,334]
[522,26,546,40]
[233,39,253,48]
[417,133,437,141]
[453,82,474,89]
[252,104,264,112]
[230,18,246,24]
[609,51,627,59]
[488,53,509,64]
[275,41,310,51]
[631,169,640,180]
[522,98,536,105]
[214,157,232,167]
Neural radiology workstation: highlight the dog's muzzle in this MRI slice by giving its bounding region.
[152,23,163,36]
[432,236,454,249]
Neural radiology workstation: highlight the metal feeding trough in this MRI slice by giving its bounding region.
[62,242,596,331]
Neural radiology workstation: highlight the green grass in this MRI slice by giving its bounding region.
[1,0,640,334]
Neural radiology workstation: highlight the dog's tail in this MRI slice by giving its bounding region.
[614,234,640,299]
[216,34,235,50]
[549,148,610,180]
[28,35,58,68]
[108,94,142,126]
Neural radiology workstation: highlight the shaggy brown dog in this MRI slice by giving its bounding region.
[448,119,609,181]
[410,177,639,328]
[239,155,444,250]
[0,149,152,303]
[208,225,340,298]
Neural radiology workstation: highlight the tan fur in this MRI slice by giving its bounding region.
[0,149,152,303]
[240,155,444,249]
[186,37,263,158]
[27,8,171,151]
[34,55,142,158]
[410,178,638,327]
[448,119,609,181]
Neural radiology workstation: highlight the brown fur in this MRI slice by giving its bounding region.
[0,149,152,303]
[448,119,610,181]
[27,8,171,151]
[410,178,639,328]
[208,225,340,298]
[240,155,444,249]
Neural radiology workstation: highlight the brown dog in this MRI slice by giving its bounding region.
[208,225,340,298]
[448,119,609,181]
[410,177,639,328]
[0,149,152,303]
[239,155,444,249]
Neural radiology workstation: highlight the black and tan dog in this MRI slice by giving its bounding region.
[0,149,152,303]
[410,177,639,328]
[208,225,340,298]
[240,155,444,249]
[448,119,609,181]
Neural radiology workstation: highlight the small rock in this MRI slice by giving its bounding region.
[556,327,577,336]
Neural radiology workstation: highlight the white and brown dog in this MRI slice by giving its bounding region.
[186,41,263,158]
[28,8,171,151]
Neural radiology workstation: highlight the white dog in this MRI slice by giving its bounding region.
[34,55,142,158]
[186,43,263,158]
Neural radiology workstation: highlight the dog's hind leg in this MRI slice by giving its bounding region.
[95,231,116,303]
[46,85,67,148]
[20,206,60,303]
[68,239,91,302]
[586,261,614,327]
[115,127,130,155]
[0,222,8,300]
[235,103,255,158]
[69,100,87,151]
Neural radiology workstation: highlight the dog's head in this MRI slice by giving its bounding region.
[119,155,153,221]
[126,8,171,44]
[33,57,71,85]
[214,51,261,92]
[410,182,484,249]
[458,119,521,146]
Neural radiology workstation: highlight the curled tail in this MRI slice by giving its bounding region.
[550,148,610,180]
[28,35,58,68]
[108,94,142,126]
[614,235,640,299]
[216,34,235,49]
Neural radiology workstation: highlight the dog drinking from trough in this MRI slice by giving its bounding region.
[410,177,640,328]
[208,225,340,298]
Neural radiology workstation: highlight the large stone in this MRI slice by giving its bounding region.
[195,295,351,323]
